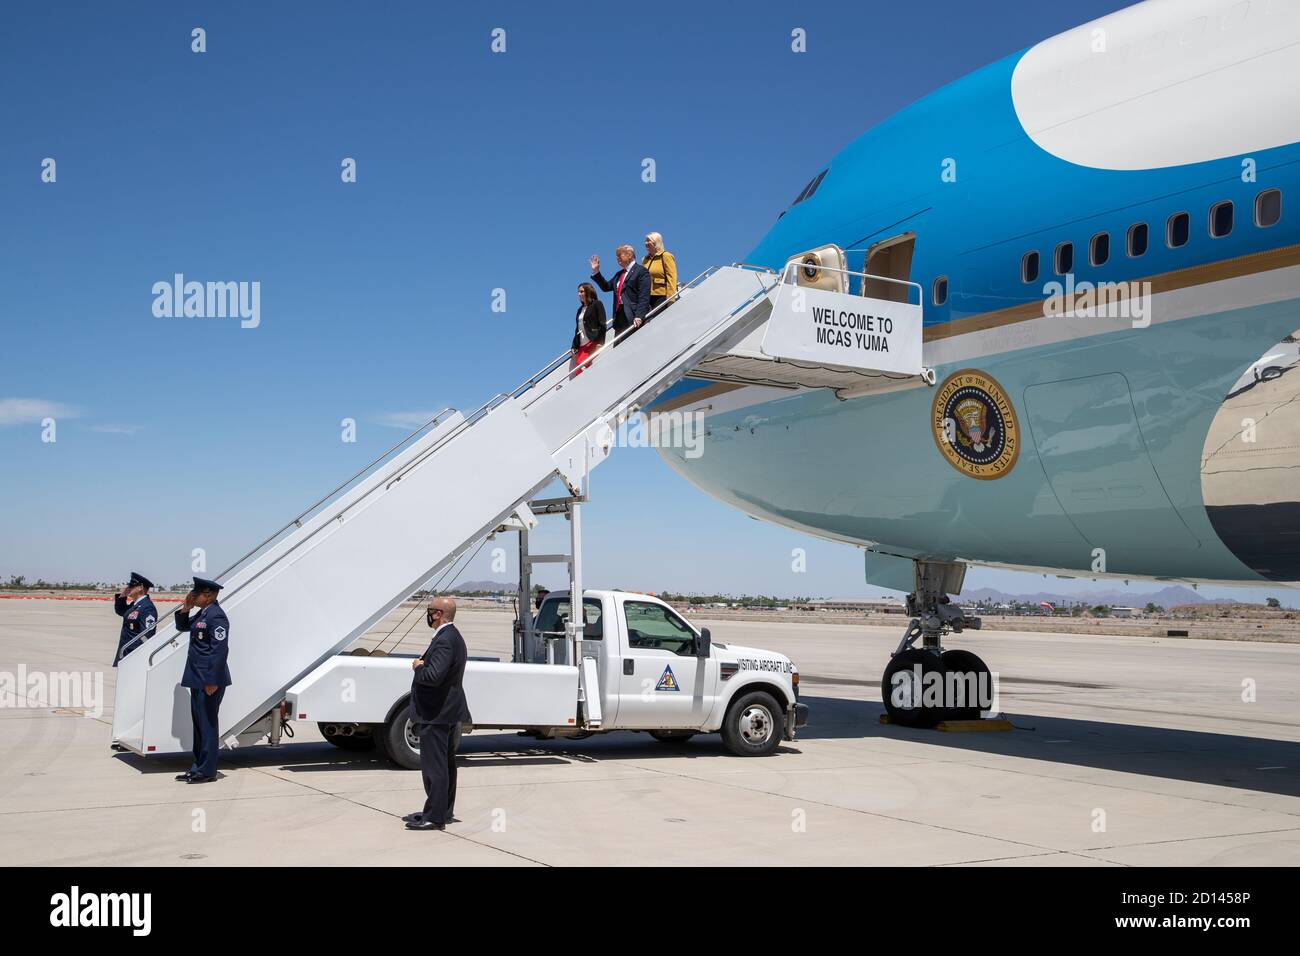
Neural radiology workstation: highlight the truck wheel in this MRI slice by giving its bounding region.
[318,723,377,751]
[378,702,422,770]
[939,649,993,720]
[649,730,695,743]
[882,648,947,728]
[721,691,784,756]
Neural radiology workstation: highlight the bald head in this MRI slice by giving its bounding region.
[426,595,457,627]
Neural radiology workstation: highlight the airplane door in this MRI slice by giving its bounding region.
[1023,373,1198,560]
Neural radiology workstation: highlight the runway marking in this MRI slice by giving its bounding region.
[798,673,1112,690]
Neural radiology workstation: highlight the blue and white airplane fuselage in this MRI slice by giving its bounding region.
[655,0,1300,587]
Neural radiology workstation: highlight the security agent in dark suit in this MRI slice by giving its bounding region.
[112,571,157,666]
[404,596,471,831]
[590,244,651,341]
[173,577,231,784]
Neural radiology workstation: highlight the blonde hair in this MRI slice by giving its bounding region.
[644,232,664,254]
[616,244,636,259]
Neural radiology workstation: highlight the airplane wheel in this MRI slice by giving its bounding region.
[939,650,992,720]
[881,649,947,728]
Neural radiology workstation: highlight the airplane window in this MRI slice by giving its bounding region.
[932,276,948,306]
[1256,189,1281,228]
[790,168,828,208]
[1167,212,1190,248]
[1054,241,1073,275]
[1021,251,1039,284]
[1089,232,1110,266]
[1209,201,1234,238]
[1127,222,1148,257]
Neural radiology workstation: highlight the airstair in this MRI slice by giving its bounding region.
[111,265,780,756]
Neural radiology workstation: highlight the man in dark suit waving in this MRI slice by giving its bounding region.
[590,244,651,341]
[404,595,471,831]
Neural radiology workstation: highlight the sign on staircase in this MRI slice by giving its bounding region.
[761,282,923,376]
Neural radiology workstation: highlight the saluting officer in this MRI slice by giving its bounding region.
[173,577,231,784]
[112,571,158,666]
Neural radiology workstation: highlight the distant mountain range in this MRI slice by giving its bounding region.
[448,579,514,593]
[440,579,1256,609]
[957,585,1235,607]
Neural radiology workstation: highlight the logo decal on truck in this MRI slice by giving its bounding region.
[655,665,680,692]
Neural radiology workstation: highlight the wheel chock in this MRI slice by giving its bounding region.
[877,715,1014,731]
[937,719,1013,732]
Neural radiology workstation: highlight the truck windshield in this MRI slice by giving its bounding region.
[623,601,696,656]
[535,597,603,639]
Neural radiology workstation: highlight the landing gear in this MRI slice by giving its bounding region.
[880,560,992,727]
[882,648,948,727]
[939,649,992,720]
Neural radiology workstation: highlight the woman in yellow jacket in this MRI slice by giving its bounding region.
[642,231,678,316]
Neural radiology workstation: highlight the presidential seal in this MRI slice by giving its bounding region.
[931,369,1020,479]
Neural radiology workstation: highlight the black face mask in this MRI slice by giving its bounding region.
[427,609,437,628]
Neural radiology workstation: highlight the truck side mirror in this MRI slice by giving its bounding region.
[696,627,711,658]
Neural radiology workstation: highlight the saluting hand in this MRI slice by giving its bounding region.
[183,591,196,611]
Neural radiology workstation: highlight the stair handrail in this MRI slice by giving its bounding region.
[137,264,778,666]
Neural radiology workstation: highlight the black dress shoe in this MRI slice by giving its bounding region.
[175,772,194,781]
[186,775,217,784]
[446,815,461,824]
[401,812,422,823]
[405,818,444,831]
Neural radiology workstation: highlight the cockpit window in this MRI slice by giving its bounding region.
[790,168,828,208]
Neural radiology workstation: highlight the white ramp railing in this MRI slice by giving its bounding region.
[112,266,778,756]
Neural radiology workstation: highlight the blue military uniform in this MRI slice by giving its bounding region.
[174,577,232,782]
[112,571,157,666]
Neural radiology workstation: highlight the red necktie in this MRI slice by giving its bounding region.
[616,270,626,312]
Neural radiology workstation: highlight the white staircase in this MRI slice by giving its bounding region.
[111,265,779,756]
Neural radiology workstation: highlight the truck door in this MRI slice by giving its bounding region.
[615,599,716,729]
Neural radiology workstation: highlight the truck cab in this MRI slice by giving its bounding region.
[532,590,808,754]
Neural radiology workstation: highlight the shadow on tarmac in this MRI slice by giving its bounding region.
[113,693,1300,798]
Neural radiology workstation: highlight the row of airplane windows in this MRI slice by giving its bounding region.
[929,188,1284,307]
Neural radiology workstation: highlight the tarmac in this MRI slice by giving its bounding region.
[2,599,1299,866]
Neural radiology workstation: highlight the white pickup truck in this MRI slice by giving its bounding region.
[286,589,808,768]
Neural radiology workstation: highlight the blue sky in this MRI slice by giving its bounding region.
[3,1,1294,605]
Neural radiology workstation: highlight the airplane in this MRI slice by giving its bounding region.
[649,0,1300,725]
